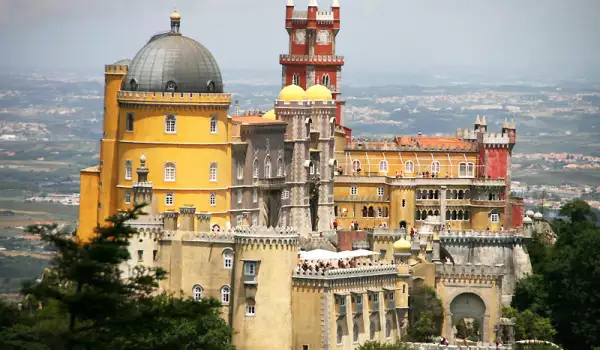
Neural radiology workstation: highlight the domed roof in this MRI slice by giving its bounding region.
[526,210,534,217]
[306,84,333,101]
[263,109,276,120]
[113,58,131,66]
[523,216,533,223]
[534,212,543,219]
[393,237,411,253]
[123,13,223,94]
[278,84,307,102]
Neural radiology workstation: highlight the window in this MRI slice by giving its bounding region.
[153,250,158,261]
[337,324,343,345]
[126,112,134,132]
[402,199,406,208]
[277,157,284,177]
[137,250,143,262]
[292,73,300,85]
[264,156,272,178]
[236,214,243,227]
[223,250,233,269]
[253,159,259,179]
[237,189,243,204]
[281,190,290,199]
[431,161,440,175]
[125,191,131,204]
[377,187,384,197]
[405,160,414,173]
[309,161,315,175]
[210,115,217,134]
[209,162,218,182]
[353,323,359,343]
[350,186,358,196]
[377,207,382,217]
[244,261,256,276]
[192,285,203,301]
[490,211,500,223]
[237,161,244,180]
[165,115,176,133]
[165,192,174,206]
[164,162,176,182]
[125,160,132,180]
[221,286,230,304]
[210,192,216,206]
[352,160,361,173]
[459,162,475,178]
[246,298,256,316]
[252,215,258,226]
[303,345,310,350]
[379,160,388,173]
[253,188,258,203]
[322,74,331,87]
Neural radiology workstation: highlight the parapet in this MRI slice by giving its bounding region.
[436,262,505,277]
[440,230,526,245]
[274,100,313,108]
[279,54,345,66]
[483,132,510,146]
[234,225,299,245]
[117,91,231,107]
[292,264,398,281]
[132,181,153,188]
[345,136,478,152]
[368,228,408,241]
[105,64,128,75]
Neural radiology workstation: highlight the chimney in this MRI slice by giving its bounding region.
[196,212,212,232]
[179,206,196,232]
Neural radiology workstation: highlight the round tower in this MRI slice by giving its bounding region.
[231,226,299,350]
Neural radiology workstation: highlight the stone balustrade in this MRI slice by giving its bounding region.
[436,262,505,276]
[334,175,505,188]
[292,264,398,280]
[405,343,513,350]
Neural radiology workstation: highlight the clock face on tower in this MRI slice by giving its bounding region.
[316,30,331,45]
[294,29,306,44]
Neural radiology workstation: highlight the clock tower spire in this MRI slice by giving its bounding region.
[280,0,346,125]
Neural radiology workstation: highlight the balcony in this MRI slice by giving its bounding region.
[255,176,286,190]
[279,54,345,66]
[334,175,505,187]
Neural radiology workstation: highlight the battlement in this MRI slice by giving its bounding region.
[292,264,398,281]
[455,128,477,140]
[279,54,344,66]
[345,137,478,152]
[310,100,337,107]
[316,11,334,22]
[436,262,505,277]
[117,91,232,106]
[128,214,163,233]
[105,64,128,75]
[483,132,510,146]
[275,100,313,107]
[291,10,308,20]
[165,230,236,243]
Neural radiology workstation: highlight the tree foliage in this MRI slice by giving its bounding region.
[406,286,443,342]
[503,307,556,341]
[357,340,415,350]
[0,205,234,350]
[512,199,600,350]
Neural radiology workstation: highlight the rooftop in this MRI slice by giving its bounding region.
[231,116,286,125]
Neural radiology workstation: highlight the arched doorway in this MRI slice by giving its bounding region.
[399,220,407,229]
[450,293,486,342]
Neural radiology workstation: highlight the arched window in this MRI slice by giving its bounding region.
[458,190,464,199]
[264,156,272,178]
[125,112,134,132]
[464,189,471,199]
[370,321,375,339]
[164,115,177,133]
[352,160,361,173]
[164,162,176,182]
[379,160,388,173]
[223,249,233,269]
[383,206,389,217]
[192,285,203,301]
[368,206,375,218]
[428,210,434,217]
[353,323,359,343]
[446,210,451,221]
[459,162,475,178]
[221,286,230,305]
[209,162,218,182]
[337,324,343,345]
[458,210,464,220]
[464,210,470,220]
[431,161,440,175]
[452,190,458,199]
[209,192,216,206]
[125,191,131,204]
[246,298,256,316]
[125,160,132,180]
[237,161,244,180]
[292,73,300,85]
[385,320,392,338]
[210,115,217,134]
[446,190,452,199]
[377,207,382,217]
[452,210,458,221]
[253,159,259,179]
[405,160,414,173]
[322,74,331,87]
[434,209,440,216]
[277,157,284,177]
[309,161,315,175]
[428,190,434,199]
[362,206,368,218]
[434,190,440,199]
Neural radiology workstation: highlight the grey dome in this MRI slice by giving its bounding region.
[123,34,223,94]
[114,58,131,65]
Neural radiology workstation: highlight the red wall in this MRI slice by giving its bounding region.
[486,148,508,179]
[511,202,524,228]
[336,230,367,251]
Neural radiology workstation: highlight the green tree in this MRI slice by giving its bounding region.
[558,199,596,223]
[357,340,415,350]
[406,286,443,342]
[503,307,556,341]
[512,274,551,318]
[0,205,234,350]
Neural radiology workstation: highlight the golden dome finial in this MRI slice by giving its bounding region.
[170,8,181,20]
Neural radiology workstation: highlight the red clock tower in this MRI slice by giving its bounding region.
[281,0,346,125]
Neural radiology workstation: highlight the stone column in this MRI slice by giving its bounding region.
[440,185,447,225]
[445,311,454,344]
[179,206,196,232]
[483,313,491,344]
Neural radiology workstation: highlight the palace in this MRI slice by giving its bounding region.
[77,1,532,349]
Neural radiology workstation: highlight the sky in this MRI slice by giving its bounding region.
[1,0,599,81]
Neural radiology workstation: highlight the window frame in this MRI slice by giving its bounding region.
[350,186,358,196]
[405,160,414,174]
[164,162,176,182]
[125,191,131,204]
[277,157,284,177]
[209,162,218,182]
[264,156,272,179]
[164,115,177,134]
[377,187,384,197]
[352,160,361,173]
[431,161,440,175]
[223,250,233,269]
[209,192,216,206]
[253,159,259,179]
[237,189,243,204]
[192,285,203,301]
[379,160,388,173]
[165,192,174,206]
[490,212,500,223]
[125,160,132,180]
[244,261,257,276]
[125,112,134,132]
[246,298,256,316]
[210,115,218,134]
[236,161,244,180]
[221,286,230,305]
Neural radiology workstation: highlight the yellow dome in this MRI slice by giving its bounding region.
[393,237,411,253]
[306,84,333,101]
[278,84,307,102]
[170,10,181,20]
[263,109,276,120]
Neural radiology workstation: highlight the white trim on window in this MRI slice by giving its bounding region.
[164,162,176,182]
[350,186,358,196]
[223,249,233,269]
[210,115,218,134]
[431,161,440,175]
[209,162,218,182]
[165,192,174,206]
[125,160,132,180]
[164,115,177,134]
[125,191,131,204]
[405,160,414,174]
[221,286,230,305]
[210,192,216,206]
[192,285,203,301]
[379,160,388,173]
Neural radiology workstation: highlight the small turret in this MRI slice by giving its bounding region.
[332,0,340,8]
[474,114,481,130]
[307,0,317,29]
[169,9,181,34]
[480,115,488,132]
[332,0,340,31]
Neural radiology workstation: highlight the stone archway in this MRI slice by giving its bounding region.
[399,220,407,229]
[450,293,486,342]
